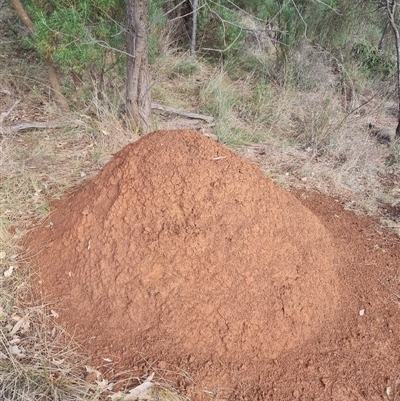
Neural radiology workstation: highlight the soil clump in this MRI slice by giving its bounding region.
[28,129,342,399]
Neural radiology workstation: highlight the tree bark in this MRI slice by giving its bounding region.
[386,0,400,138]
[10,0,34,33]
[190,0,198,57]
[46,60,70,113]
[125,0,151,133]
[11,0,70,113]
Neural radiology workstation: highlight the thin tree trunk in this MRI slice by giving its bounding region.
[10,0,34,32]
[125,0,151,133]
[386,0,400,138]
[190,0,198,57]
[11,0,70,113]
[46,60,70,113]
[378,21,389,51]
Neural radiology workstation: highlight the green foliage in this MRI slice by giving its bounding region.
[226,53,272,81]
[148,0,165,24]
[147,0,167,63]
[174,60,200,76]
[22,0,125,74]
[351,42,395,78]
[197,0,246,56]
[303,0,355,49]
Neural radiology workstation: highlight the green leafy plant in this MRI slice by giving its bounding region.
[351,42,395,78]
[22,0,125,77]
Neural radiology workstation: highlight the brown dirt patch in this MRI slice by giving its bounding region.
[26,130,400,400]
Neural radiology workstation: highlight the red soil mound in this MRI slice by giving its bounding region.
[28,130,340,398]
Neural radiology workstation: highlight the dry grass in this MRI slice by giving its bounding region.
[0,50,185,399]
[227,46,400,227]
[0,130,186,401]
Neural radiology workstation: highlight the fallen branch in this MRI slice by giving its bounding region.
[0,103,215,135]
[0,117,84,135]
[151,103,214,123]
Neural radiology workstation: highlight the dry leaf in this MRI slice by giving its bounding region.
[108,390,151,401]
[143,373,154,383]
[109,373,154,401]
[128,381,153,398]
[9,344,25,357]
[9,314,29,336]
[4,266,14,277]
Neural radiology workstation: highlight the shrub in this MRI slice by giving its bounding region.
[351,42,395,78]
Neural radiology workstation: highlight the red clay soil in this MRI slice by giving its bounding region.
[26,130,400,400]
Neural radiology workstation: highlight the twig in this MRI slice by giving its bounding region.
[0,99,21,124]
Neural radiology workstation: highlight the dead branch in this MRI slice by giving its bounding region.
[0,118,84,135]
[151,103,214,123]
[0,104,214,135]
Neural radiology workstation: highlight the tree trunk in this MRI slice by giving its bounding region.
[125,0,151,134]
[378,21,389,51]
[46,60,70,113]
[190,0,198,57]
[386,0,400,138]
[11,0,70,113]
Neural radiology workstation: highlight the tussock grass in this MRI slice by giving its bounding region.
[151,51,206,110]
[0,120,99,400]
[0,301,100,400]
[199,70,244,145]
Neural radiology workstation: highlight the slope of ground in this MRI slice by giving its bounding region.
[26,129,341,400]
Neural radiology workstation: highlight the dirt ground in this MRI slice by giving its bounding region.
[26,130,400,400]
